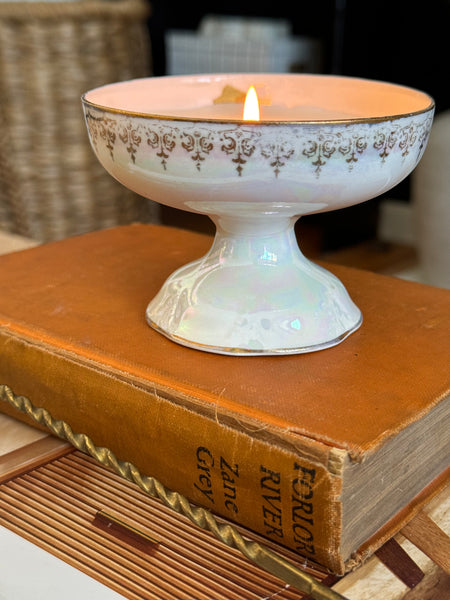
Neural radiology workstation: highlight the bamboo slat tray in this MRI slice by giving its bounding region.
[0,414,449,600]
[0,443,337,599]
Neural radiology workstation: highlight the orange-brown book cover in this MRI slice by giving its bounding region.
[0,223,448,574]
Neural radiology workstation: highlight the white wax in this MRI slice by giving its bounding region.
[149,103,362,121]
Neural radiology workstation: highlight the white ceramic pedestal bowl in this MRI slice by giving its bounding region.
[82,74,434,355]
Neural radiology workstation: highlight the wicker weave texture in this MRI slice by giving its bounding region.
[0,0,157,241]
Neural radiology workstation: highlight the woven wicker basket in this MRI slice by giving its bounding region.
[0,0,158,241]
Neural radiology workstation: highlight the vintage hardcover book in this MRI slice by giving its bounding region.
[0,224,448,575]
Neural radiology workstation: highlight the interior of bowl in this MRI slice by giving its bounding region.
[83,73,434,123]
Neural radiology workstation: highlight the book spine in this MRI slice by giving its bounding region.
[0,328,344,573]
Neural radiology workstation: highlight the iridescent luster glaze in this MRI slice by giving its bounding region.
[82,74,434,355]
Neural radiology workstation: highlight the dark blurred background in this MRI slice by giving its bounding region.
[148,0,449,255]
[149,0,449,112]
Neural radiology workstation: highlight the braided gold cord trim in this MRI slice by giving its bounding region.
[0,384,346,600]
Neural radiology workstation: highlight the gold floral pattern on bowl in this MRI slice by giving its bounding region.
[85,110,433,179]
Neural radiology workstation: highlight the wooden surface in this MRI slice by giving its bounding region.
[0,412,47,455]
[323,241,417,276]
[0,231,38,255]
[374,538,424,588]
[0,227,417,276]
[0,413,73,483]
[401,511,450,574]
[332,491,450,600]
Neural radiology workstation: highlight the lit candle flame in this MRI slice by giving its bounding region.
[243,86,260,121]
